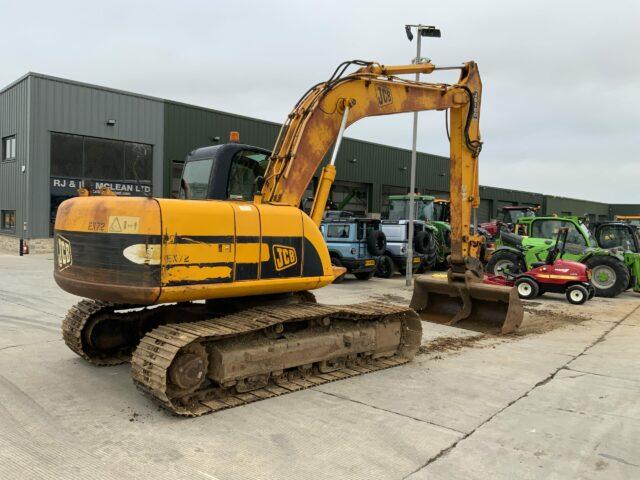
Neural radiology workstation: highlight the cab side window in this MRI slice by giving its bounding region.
[531,220,586,246]
[598,225,636,251]
[228,150,269,200]
[327,224,350,238]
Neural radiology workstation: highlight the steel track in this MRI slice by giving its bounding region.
[131,301,422,417]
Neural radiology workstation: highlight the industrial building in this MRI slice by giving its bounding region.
[0,72,636,252]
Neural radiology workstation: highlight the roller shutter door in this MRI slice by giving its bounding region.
[330,180,370,216]
[478,198,493,222]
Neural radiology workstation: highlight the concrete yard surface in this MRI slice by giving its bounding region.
[1,252,639,479]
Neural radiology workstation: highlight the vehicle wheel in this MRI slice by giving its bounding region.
[587,285,596,299]
[375,255,395,278]
[514,277,539,300]
[585,255,630,297]
[330,256,345,284]
[366,230,386,256]
[566,284,588,305]
[354,271,374,281]
[486,251,526,276]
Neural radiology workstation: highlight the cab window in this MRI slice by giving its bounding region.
[228,150,269,200]
[179,158,214,199]
[531,220,586,246]
[597,225,638,252]
[327,224,350,238]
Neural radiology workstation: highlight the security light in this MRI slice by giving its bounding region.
[106,119,116,126]
[420,26,441,37]
[405,25,441,41]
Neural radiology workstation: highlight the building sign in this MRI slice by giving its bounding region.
[50,177,152,197]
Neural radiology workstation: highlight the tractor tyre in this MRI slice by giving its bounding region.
[330,256,345,284]
[515,277,539,300]
[584,256,630,298]
[566,285,589,305]
[421,230,438,269]
[486,250,526,276]
[366,230,386,256]
[375,255,395,278]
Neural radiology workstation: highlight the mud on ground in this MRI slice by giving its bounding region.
[416,298,593,357]
[418,334,488,356]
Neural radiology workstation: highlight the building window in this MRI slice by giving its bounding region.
[1,210,16,232]
[50,132,153,200]
[50,133,152,182]
[2,135,16,161]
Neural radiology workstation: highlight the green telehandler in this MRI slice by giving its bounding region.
[486,215,640,297]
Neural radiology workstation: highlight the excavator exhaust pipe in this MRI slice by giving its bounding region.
[410,274,524,334]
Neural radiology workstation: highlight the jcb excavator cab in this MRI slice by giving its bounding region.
[179,143,270,201]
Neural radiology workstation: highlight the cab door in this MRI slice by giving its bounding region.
[227,149,270,281]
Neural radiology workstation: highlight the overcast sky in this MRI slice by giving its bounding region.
[2,1,638,202]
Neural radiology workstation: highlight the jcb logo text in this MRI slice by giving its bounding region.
[273,245,298,271]
[56,235,73,271]
[376,85,393,106]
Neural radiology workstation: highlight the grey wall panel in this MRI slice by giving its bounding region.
[332,140,449,212]
[610,204,640,216]
[543,195,610,219]
[29,75,164,237]
[479,186,543,220]
[0,77,30,238]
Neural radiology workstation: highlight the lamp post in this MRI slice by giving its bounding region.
[404,24,441,286]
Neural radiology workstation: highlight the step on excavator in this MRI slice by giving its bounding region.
[54,59,522,417]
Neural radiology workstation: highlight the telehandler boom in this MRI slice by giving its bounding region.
[54,59,521,416]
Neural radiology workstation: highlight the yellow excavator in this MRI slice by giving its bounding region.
[54,59,522,416]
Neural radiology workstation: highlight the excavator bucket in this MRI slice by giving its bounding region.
[410,274,524,334]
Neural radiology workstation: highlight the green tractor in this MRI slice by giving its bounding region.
[486,215,640,297]
[387,194,451,268]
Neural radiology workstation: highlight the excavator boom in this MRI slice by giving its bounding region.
[260,59,523,334]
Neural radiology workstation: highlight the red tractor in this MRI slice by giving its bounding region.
[480,205,540,239]
[485,228,595,305]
